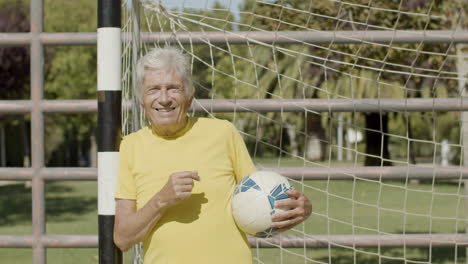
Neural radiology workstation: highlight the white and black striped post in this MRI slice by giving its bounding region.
[97,0,122,263]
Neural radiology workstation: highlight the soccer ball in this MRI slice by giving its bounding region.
[231,170,293,238]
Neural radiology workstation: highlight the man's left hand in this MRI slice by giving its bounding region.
[271,190,312,232]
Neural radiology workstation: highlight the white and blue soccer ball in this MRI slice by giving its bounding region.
[231,170,293,238]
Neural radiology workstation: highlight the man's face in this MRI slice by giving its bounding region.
[142,68,192,135]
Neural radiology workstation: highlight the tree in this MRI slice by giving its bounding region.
[42,0,98,166]
[0,2,29,100]
[235,0,466,165]
[0,1,30,166]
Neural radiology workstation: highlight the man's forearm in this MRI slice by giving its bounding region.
[114,193,168,251]
[114,171,198,251]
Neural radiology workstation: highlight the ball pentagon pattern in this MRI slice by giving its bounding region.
[231,171,293,238]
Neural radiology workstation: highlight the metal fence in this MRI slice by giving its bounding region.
[1,0,468,263]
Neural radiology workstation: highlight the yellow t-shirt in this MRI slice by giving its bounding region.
[115,117,256,264]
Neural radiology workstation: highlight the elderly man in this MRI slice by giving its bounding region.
[114,47,312,264]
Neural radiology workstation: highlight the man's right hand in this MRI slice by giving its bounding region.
[157,171,201,207]
[114,171,200,251]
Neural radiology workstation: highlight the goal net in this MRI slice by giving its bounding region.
[121,0,468,263]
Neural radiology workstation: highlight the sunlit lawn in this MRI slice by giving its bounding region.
[254,179,466,264]
[0,159,466,263]
[0,181,133,264]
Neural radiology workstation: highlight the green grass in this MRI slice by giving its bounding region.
[257,179,466,264]
[0,181,132,264]
[253,247,466,264]
[0,174,466,263]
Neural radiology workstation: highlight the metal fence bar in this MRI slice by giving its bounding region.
[0,167,95,180]
[0,33,32,46]
[40,100,98,113]
[1,166,467,181]
[2,98,468,114]
[0,235,97,248]
[0,236,34,248]
[1,234,467,248]
[30,0,45,263]
[0,168,32,180]
[42,235,98,248]
[1,30,468,46]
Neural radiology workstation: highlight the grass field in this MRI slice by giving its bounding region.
[0,181,133,263]
[0,162,466,263]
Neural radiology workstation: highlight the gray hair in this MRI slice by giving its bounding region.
[135,47,194,102]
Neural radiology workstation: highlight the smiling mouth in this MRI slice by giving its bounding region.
[154,107,176,112]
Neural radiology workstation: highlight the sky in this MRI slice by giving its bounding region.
[161,0,244,10]
[158,0,245,21]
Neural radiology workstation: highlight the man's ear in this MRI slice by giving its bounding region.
[139,90,146,107]
[188,96,194,110]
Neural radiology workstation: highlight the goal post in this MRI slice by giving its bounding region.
[97,0,123,263]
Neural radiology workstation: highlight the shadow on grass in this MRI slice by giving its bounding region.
[0,182,96,226]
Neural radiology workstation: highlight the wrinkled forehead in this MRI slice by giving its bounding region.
[143,68,184,88]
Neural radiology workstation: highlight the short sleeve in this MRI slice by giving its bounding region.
[115,137,137,200]
[228,122,257,183]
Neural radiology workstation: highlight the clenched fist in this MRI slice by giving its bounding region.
[158,171,201,207]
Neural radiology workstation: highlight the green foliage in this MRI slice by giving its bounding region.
[44,0,97,32]
[228,0,465,160]
[0,1,31,167]
[0,1,29,100]
[45,47,97,99]
[42,0,98,165]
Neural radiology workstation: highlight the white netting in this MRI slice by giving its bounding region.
[122,0,468,263]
